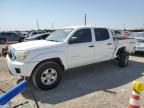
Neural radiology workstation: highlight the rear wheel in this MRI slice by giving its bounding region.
[118,52,129,67]
[32,61,62,90]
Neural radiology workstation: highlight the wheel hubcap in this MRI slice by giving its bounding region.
[41,68,57,85]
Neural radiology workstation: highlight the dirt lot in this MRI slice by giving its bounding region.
[0,45,144,108]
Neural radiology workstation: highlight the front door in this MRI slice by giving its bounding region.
[68,28,95,68]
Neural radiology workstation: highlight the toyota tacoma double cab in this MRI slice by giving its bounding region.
[6,26,135,90]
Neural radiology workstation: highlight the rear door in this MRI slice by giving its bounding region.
[68,28,95,68]
[94,28,114,61]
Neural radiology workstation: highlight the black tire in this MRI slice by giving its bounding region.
[32,61,62,90]
[0,38,6,44]
[118,52,129,67]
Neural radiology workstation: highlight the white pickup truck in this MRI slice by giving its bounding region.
[6,26,135,90]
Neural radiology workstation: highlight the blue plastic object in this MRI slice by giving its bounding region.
[0,80,27,105]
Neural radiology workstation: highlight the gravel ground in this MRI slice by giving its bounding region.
[0,46,144,108]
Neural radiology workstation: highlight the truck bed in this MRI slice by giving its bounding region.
[114,37,135,54]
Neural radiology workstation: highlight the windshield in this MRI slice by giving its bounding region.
[46,29,73,42]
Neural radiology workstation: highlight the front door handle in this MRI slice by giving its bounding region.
[89,45,94,48]
[107,43,112,45]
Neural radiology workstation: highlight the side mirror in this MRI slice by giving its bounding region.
[69,37,79,44]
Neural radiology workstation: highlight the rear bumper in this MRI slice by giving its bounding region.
[6,56,38,77]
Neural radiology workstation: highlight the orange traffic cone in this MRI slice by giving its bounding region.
[128,90,140,108]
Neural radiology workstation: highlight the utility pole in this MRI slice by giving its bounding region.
[124,24,126,31]
[84,14,87,26]
[36,19,40,30]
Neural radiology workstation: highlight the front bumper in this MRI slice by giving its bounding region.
[6,56,38,77]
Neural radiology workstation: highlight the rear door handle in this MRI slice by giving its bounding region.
[107,43,112,45]
[89,45,94,48]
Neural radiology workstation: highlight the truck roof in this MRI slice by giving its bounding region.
[64,26,108,29]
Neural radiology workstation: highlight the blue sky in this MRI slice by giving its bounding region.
[0,0,144,31]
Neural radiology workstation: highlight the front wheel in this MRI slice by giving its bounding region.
[32,62,62,90]
[118,52,129,67]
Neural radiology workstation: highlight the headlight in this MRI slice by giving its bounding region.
[14,51,29,61]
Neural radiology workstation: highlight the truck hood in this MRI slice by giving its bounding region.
[10,40,64,51]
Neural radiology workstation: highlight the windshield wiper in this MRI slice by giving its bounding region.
[47,39,60,42]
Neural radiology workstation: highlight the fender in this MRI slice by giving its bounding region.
[114,45,126,57]
[30,51,68,70]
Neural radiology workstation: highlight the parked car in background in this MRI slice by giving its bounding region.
[111,30,132,39]
[130,32,144,52]
[28,31,47,37]
[122,31,132,39]
[20,31,29,38]
[24,33,50,41]
[111,30,122,39]
[0,32,24,43]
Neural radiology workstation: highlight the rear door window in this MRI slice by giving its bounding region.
[94,29,110,41]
